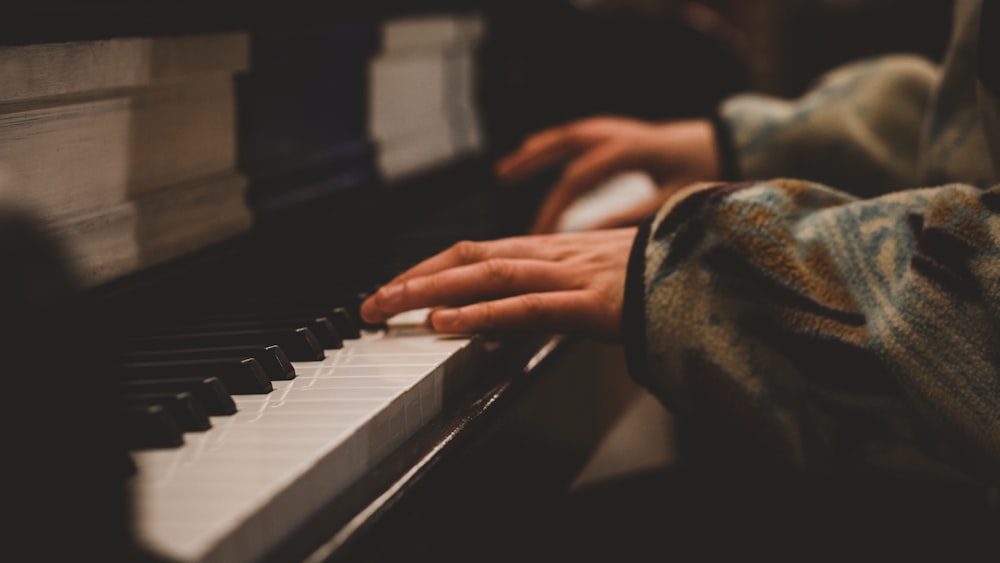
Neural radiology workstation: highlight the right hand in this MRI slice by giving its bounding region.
[495,116,721,233]
[359,227,637,342]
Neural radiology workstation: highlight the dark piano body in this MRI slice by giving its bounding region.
[0,3,747,562]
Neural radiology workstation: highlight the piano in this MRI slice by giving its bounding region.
[103,170,601,563]
[0,2,747,562]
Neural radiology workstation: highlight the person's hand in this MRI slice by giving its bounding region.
[495,116,720,233]
[359,227,638,342]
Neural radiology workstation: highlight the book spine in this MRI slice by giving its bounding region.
[46,171,251,287]
[0,31,254,286]
[0,76,240,220]
[369,13,486,182]
[0,33,249,103]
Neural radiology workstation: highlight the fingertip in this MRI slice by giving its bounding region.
[358,298,382,325]
[358,296,391,324]
[359,283,402,324]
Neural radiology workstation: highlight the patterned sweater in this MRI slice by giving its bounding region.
[624,0,1000,489]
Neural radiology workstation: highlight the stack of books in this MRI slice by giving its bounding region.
[369,13,486,183]
[0,12,490,286]
[0,32,254,287]
[240,12,488,214]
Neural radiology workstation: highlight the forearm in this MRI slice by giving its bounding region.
[624,178,1000,486]
[716,54,939,196]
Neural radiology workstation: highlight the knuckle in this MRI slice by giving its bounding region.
[581,116,610,131]
[481,258,514,285]
[519,293,548,318]
[415,275,437,297]
[475,302,497,328]
[449,240,481,264]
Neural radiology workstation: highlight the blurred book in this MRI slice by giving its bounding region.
[0,32,253,287]
[0,33,249,101]
[0,77,242,218]
[0,15,490,287]
[370,13,485,182]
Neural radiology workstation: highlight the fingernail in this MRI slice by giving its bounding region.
[430,308,458,330]
[361,284,401,323]
[358,298,378,323]
[379,283,402,305]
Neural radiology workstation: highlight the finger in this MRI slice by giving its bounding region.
[360,258,576,324]
[494,116,627,181]
[426,290,611,337]
[383,236,570,287]
[530,141,647,233]
[495,130,586,182]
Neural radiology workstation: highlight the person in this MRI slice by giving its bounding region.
[361,0,999,557]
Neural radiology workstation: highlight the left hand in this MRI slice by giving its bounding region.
[359,227,638,342]
[495,117,719,233]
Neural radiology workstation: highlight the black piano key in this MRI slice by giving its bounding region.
[213,276,368,297]
[328,306,362,339]
[115,357,273,394]
[140,317,343,350]
[176,307,359,341]
[124,327,325,361]
[120,404,184,450]
[117,344,296,381]
[281,316,343,348]
[196,286,358,309]
[191,287,353,310]
[120,391,211,432]
[352,290,387,331]
[119,377,237,416]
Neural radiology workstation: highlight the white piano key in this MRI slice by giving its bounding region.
[385,307,431,328]
[296,363,440,378]
[279,375,426,390]
[335,330,474,355]
[319,353,449,365]
[555,170,658,232]
[193,424,348,448]
[268,384,404,401]
[237,397,389,414]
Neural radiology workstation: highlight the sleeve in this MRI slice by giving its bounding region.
[716,55,940,197]
[622,178,1000,487]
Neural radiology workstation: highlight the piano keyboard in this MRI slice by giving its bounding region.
[102,169,508,562]
[130,326,488,563]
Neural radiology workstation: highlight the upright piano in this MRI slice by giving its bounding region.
[0,2,746,561]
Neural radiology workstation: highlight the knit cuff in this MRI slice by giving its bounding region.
[622,218,652,386]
